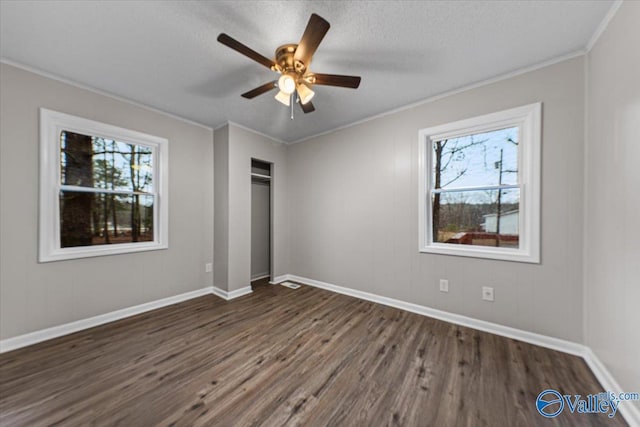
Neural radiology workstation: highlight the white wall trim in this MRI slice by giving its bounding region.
[418,103,541,264]
[269,275,289,285]
[1,49,591,149]
[289,50,585,145]
[212,285,253,300]
[583,348,640,426]
[228,286,253,299]
[2,274,635,424]
[211,286,228,300]
[0,284,256,353]
[215,121,287,145]
[251,273,270,281]
[585,0,623,52]
[213,122,228,131]
[3,23,612,151]
[0,287,214,353]
[0,58,213,131]
[278,273,637,425]
[284,274,584,355]
[38,108,170,262]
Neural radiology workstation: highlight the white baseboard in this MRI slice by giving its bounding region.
[285,274,584,355]
[2,273,635,425]
[285,273,638,426]
[212,285,253,301]
[0,284,257,353]
[0,286,214,353]
[583,348,640,426]
[251,273,270,281]
[269,275,288,285]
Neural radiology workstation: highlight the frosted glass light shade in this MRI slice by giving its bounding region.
[278,74,296,95]
[296,83,315,105]
[275,90,290,106]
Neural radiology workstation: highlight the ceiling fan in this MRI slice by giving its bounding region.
[217,13,361,114]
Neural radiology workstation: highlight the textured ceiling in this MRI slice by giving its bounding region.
[1,1,614,142]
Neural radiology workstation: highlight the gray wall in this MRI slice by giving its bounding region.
[3,16,637,409]
[213,125,229,290]
[0,63,214,339]
[228,125,288,290]
[214,124,288,292]
[288,58,585,342]
[251,180,270,279]
[585,0,640,409]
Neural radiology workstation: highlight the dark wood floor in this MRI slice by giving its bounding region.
[0,279,625,426]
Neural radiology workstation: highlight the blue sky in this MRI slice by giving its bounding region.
[434,126,519,205]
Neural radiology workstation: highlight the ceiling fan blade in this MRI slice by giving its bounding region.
[241,81,277,99]
[217,33,275,69]
[294,14,330,67]
[312,73,361,89]
[300,101,315,114]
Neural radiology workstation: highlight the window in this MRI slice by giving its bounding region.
[418,103,541,263]
[39,109,168,262]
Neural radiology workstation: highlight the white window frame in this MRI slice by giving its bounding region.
[418,103,541,263]
[39,108,169,262]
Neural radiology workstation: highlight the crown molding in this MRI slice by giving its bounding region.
[289,49,586,145]
[4,0,621,147]
[586,0,623,52]
[0,58,213,132]
[216,120,287,145]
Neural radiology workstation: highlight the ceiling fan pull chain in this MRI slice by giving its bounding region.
[217,14,360,115]
[290,93,294,120]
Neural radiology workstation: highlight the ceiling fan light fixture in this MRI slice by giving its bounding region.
[278,73,296,95]
[296,83,315,105]
[274,90,291,106]
[217,13,360,115]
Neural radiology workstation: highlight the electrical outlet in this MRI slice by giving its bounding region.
[439,279,449,293]
[482,286,494,301]
[205,263,212,273]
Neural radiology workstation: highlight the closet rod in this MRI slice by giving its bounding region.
[250,172,271,180]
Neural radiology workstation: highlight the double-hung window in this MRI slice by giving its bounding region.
[418,103,541,263]
[39,109,168,262]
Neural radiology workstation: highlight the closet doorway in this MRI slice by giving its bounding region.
[251,159,272,288]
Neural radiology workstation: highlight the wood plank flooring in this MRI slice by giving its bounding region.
[0,280,626,426]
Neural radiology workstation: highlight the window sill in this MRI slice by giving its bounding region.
[39,242,168,263]
[419,244,539,264]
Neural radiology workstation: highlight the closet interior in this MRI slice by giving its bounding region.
[250,159,271,284]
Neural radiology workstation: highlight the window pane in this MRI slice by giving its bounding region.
[432,127,518,189]
[60,131,153,192]
[432,188,520,248]
[60,191,154,247]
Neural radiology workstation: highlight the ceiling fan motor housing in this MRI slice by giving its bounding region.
[217,13,360,113]
[275,44,306,76]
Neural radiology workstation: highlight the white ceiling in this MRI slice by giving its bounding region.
[1,1,614,143]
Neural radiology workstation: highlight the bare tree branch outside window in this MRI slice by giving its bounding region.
[431,127,520,248]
